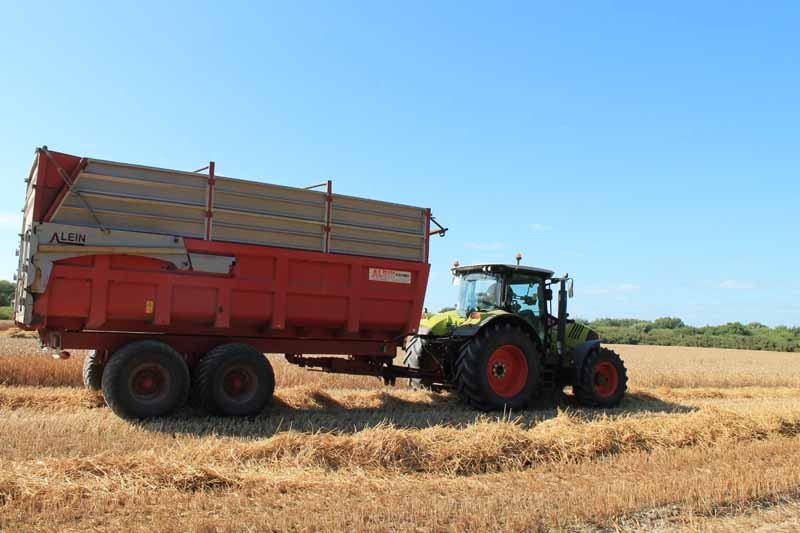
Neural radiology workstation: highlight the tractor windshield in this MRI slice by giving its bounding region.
[456,272,502,316]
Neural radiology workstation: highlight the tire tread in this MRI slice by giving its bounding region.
[101,340,189,419]
[573,347,628,407]
[192,343,275,416]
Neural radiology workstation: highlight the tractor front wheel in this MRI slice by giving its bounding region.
[454,322,541,411]
[573,347,628,407]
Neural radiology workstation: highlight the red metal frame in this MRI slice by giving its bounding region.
[43,157,88,222]
[204,161,215,240]
[424,208,431,264]
[46,331,394,358]
[324,179,333,253]
[31,148,83,223]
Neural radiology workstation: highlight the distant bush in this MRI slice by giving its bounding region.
[0,280,14,307]
[0,306,12,320]
[651,317,685,329]
[588,317,800,352]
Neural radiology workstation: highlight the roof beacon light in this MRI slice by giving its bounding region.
[515,253,523,266]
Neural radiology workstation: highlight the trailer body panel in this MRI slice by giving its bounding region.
[15,148,433,357]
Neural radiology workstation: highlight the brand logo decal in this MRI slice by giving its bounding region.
[368,268,412,284]
[49,232,87,245]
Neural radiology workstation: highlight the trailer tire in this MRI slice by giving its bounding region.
[404,337,437,390]
[454,322,541,411]
[573,347,628,407]
[101,340,190,419]
[193,344,275,417]
[82,350,104,391]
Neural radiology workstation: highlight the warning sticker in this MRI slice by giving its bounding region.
[368,268,412,284]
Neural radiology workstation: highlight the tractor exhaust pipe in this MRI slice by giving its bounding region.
[557,276,568,356]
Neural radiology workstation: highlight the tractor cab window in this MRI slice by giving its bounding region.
[507,276,544,336]
[456,272,501,315]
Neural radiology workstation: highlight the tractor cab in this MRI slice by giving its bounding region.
[452,263,554,339]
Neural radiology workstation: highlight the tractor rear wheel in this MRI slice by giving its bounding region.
[101,340,190,419]
[192,344,275,416]
[573,347,628,407]
[454,322,541,411]
[404,337,438,390]
[82,350,104,390]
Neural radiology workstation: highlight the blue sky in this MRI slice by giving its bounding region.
[1,1,798,326]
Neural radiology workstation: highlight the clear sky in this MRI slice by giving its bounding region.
[1,1,798,326]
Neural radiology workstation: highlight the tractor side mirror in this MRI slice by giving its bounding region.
[545,288,553,301]
[568,280,574,298]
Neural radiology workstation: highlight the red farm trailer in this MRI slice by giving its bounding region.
[14,147,446,419]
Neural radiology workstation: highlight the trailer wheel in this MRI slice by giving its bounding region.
[101,340,190,419]
[573,347,628,407]
[193,344,275,416]
[82,350,104,390]
[404,337,437,390]
[454,322,541,411]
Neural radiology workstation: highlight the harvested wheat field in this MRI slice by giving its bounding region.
[1,340,800,532]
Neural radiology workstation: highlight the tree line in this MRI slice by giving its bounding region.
[584,316,800,352]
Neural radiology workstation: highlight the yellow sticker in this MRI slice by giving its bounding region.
[145,300,154,314]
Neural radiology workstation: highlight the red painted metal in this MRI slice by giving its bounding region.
[424,208,431,264]
[34,238,430,357]
[204,161,215,240]
[47,331,394,357]
[43,157,88,222]
[324,180,332,253]
[31,148,83,223]
[592,361,619,398]
[486,345,528,398]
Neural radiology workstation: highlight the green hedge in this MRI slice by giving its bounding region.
[586,317,800,352]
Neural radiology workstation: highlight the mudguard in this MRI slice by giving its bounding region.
[568,339,602,369]
[451,313,541,345]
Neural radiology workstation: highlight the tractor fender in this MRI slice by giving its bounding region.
[568,339,603,370]
[451,314,542,348]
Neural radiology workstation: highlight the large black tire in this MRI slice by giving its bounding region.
[454,322,541,411]
[101,340,190,419]
[573,347,628,407]
[404,337,437,390]
[192,343,275,416]
[82,350,104,391]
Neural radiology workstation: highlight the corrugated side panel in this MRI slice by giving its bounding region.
[329,194,427,262]
[48,156,428,262]
[51,160,208,239]
[212,176,327,251]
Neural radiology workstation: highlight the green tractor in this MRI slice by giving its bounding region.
[405,261,627,410]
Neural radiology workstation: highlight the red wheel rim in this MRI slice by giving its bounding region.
[486,345,528,398]
[222,365,257,402]
[592,361,619,398]
[129,363,170,403]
